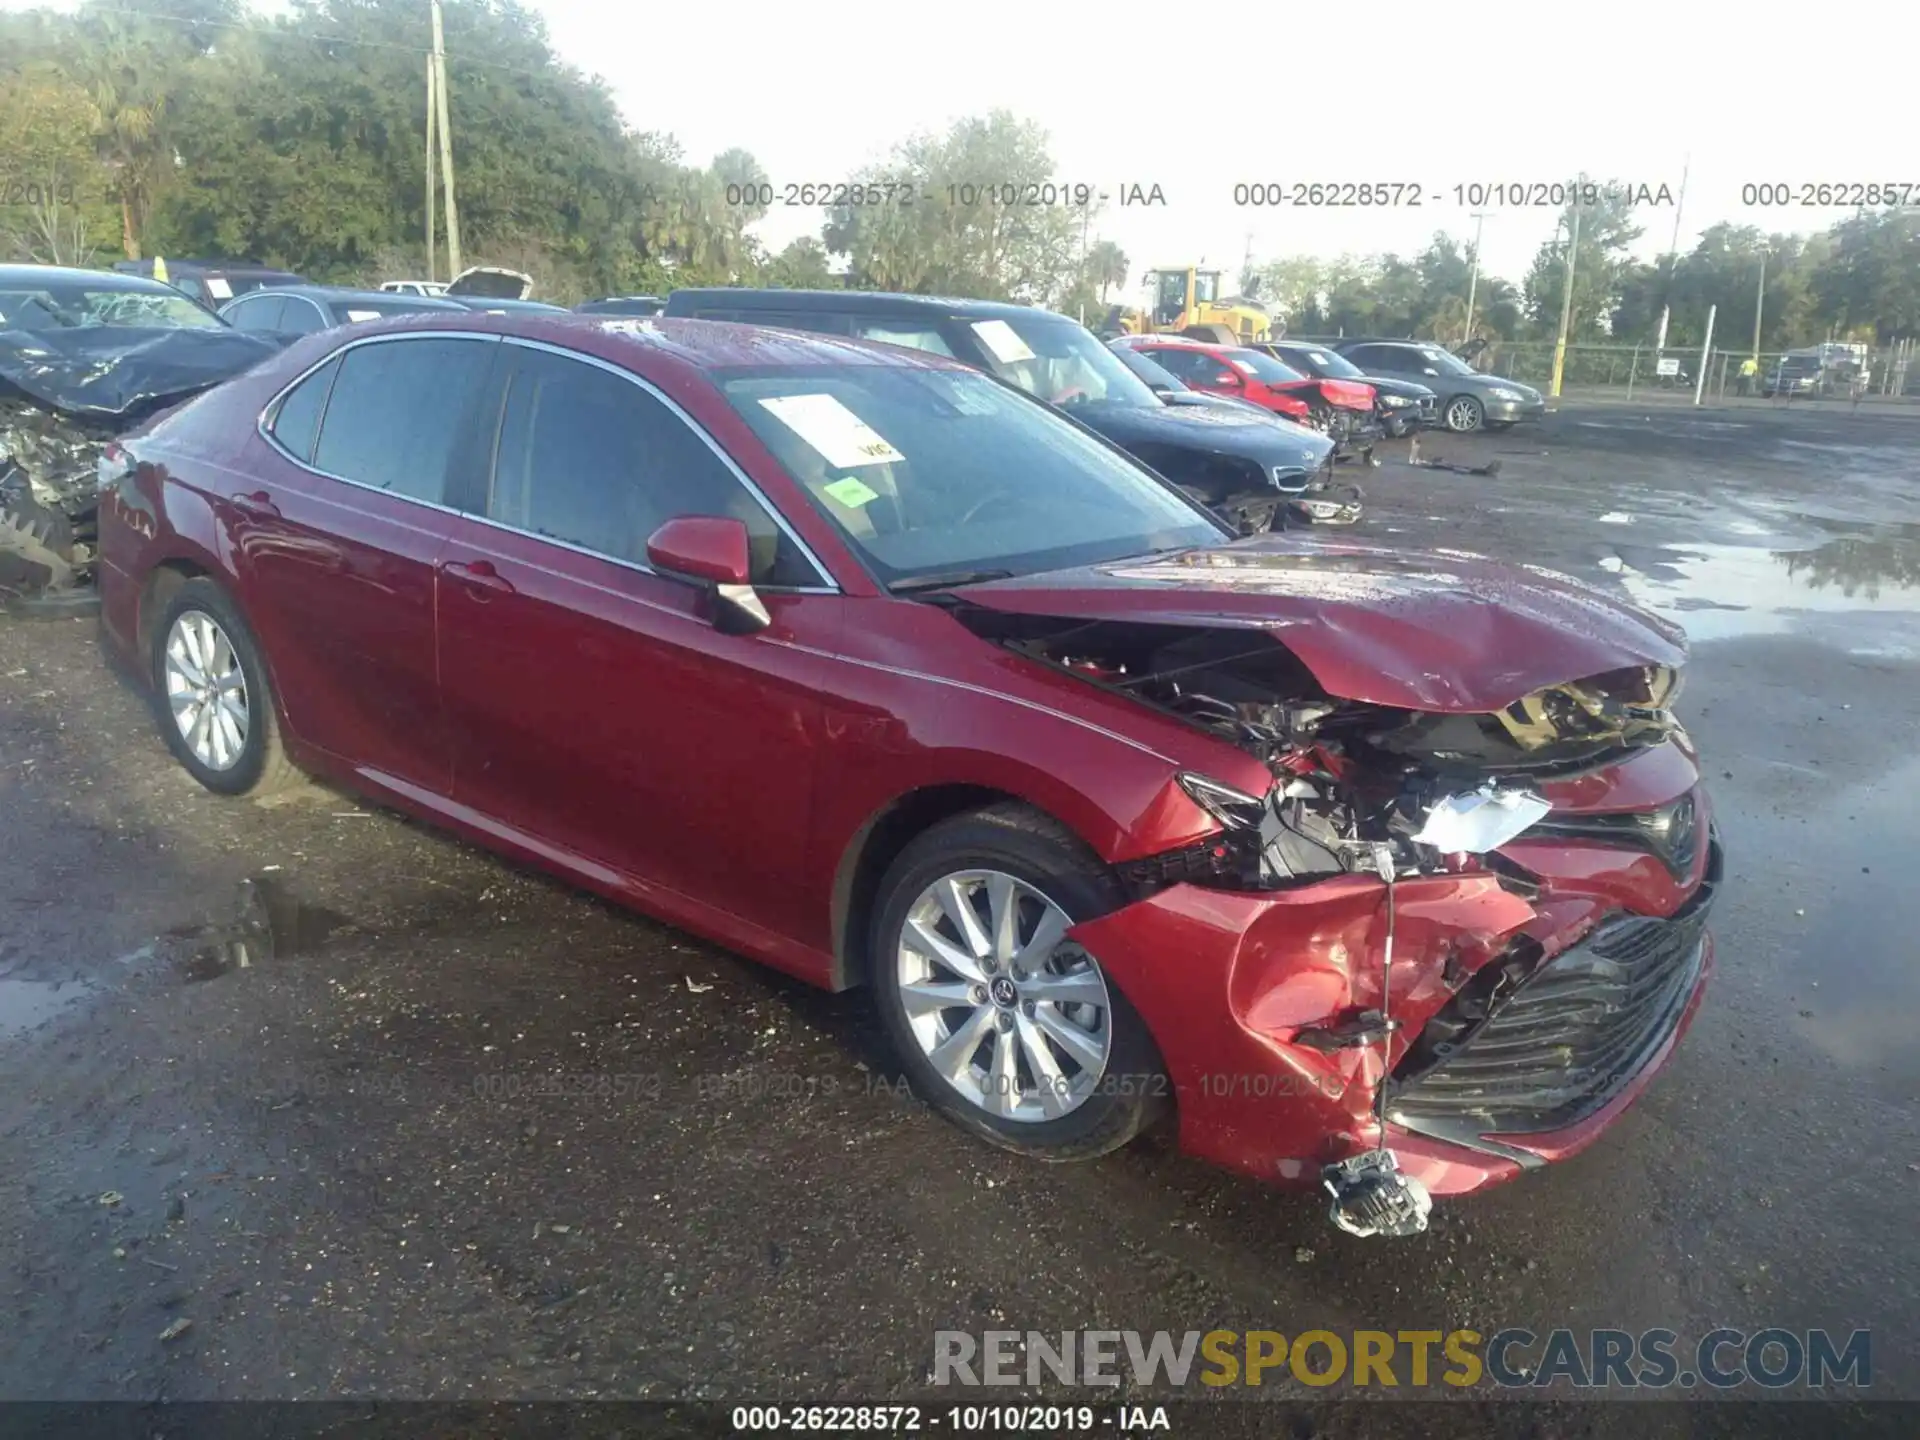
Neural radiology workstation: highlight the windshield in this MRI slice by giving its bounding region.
[1108,344,1188,392]
[720,364,1225,586]
[1225,348,1304,383]
[1287,346,1365,380]
[0,282,225,331]
[963,314,1161,409]
[1413,345,1475,376]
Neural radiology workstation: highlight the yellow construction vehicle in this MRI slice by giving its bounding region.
[1103,268,1276,343]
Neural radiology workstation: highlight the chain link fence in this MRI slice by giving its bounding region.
[1289,335,1919,402]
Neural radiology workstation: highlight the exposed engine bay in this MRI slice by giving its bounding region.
[954,612,1683,891]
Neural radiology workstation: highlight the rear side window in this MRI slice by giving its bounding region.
[485,347,816,586]
[310,338,492,502]
[279,299,326,335]
[268,356,339,463]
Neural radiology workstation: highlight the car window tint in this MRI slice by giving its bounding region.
[311,338,491,502]
[280,299,327,334]
[486,348,815,586]
[228,295,285,331]
[269,356,339,464]
[853,322,955,357]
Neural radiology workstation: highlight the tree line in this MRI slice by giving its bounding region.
[2,0,1914,347]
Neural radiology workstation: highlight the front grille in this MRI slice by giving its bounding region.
[1389,839,1719,1136]
[1528,792,1701,880]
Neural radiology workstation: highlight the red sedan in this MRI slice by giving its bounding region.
[1117,334,1388,467]
[96,314,1715,1238]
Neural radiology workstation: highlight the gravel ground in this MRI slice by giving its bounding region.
[1,397,1914,1436]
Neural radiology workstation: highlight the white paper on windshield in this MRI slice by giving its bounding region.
[970,319,1036,364]
[204,277,233,299]
[346,308,382,322]
[759,394,906,468]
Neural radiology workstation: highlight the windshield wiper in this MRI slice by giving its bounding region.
[888,568,1015,595]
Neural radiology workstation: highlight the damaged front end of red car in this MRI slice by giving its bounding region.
[953,540,1719,1237]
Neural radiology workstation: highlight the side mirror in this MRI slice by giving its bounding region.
[1214,370,1244,388]
[1422,367,1440,377]
[644,515,770,634]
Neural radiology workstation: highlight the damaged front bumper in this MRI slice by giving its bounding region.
[1068,765,1717,1200]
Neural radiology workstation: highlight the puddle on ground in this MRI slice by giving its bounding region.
[0,977,93,1038]
[1609,526,1920,644]
[163,875,352,983]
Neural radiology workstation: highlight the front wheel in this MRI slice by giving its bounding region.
[150,578,300,797]
[869,804,1167,1160]
[1443,395,1485,432]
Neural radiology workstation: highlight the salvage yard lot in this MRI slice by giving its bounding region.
[1,400,1915,1433]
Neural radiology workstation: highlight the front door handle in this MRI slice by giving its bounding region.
[441,558,516,595]
[233,489,280,518]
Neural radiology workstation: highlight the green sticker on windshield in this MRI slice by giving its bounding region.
[822,476,881,508]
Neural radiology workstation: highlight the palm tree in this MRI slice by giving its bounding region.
[75,18,170,259]
[1087,239,1129,302]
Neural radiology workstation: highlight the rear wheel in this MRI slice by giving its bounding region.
[869,803,1167,1160]
[149,578,299,797]
[1443,395,1485,432]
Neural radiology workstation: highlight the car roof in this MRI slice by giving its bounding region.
[240,284,468,308]
[1119,335,1239,354]
[666,287,1050,322]
[0,263,192,294]
[113,258,300,276]
[314,312,978,378]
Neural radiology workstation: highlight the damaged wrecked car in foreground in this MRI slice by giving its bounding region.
[0,264,279,615]
[97,315,1716,1238]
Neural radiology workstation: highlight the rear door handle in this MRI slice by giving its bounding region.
[441,558,516,595]
[233,489,280,517]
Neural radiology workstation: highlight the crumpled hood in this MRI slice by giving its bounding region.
[0,324,281,420]
[958,534,1689,712]
[1074,401,1333,472]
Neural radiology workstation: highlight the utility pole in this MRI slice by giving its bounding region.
[430,0,462,276]
[1549,201,1581,400]
[424,54,437,282]
[1751,250,1766,359]
[1462,210,1488,344]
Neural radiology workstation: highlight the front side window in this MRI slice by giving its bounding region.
[279,299,327,335]
[720,364,1223,587]
[226,296,286,332]
[310,337,493,502]
[485,347,816,586]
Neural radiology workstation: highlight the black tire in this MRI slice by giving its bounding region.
[1442,394,1485,432]
[149,577,300,798]
[868,802,1168,1161]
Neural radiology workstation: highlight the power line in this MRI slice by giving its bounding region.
[74,4,569,82]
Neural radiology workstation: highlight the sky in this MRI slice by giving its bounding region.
[11,0,1911,301]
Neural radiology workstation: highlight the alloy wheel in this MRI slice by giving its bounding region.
[1445,396,1483,431]
[164,609,250,771]
[895,869,1113,1122]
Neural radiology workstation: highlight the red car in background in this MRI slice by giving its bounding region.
[1116,335,1385,464]
[95,313,1715,1239]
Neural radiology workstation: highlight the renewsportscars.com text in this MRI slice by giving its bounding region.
[933,1327,1871,1390]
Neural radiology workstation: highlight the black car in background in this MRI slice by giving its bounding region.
[575,295,665,316]
[661,288,1355,530]
[111,258,304,309]
[218,285,468,345]
[1262,340,1437,437]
